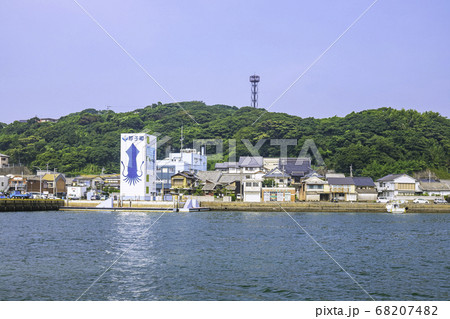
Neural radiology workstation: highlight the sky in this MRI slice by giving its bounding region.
[1,0,449,124]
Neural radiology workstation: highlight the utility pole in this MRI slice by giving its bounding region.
[34,166,42,198]
[180,126,184,151]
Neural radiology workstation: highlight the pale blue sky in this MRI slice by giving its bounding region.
[1,0,449,123]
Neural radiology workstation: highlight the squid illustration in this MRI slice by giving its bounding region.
[121,143,144,185]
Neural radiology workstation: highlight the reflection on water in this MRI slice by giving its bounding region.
[0,211,448,300]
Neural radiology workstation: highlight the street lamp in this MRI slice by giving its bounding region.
[34,166,42,198]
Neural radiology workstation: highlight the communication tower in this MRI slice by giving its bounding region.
[249,74,260,108]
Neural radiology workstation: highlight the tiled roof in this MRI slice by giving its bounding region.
[42,173,64,181]
[215,162,239,169]
[376,174,407,182]
[419,182,450,191]
[197,171,222,183]
[172,171,197,179]
[304,176,327,184]
[218,174,243,184]
[326,173,345,178]
[202,183,216,191]
[279,157,311,176]
[263,167,290,178]
[327,177,355,185]
[0,153,10,157]
[352,177,375,187]
[238,156,263,167]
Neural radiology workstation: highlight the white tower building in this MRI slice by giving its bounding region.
[120,133,157,200]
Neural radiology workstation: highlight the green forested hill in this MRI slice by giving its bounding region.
[0,101,449,179]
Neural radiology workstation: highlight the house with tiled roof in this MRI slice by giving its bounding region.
[197,171,223,195]
[170,171,198,194]
[279,157,312,184]
[298,173,329,201]
[27,173,67,197]
[263,167,291,187]
[327,177,357,201]
[375,174,421,199]
[352,177,377,201]
[419,181,450,197]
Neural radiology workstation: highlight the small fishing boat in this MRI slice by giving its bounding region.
[386,201,406,214]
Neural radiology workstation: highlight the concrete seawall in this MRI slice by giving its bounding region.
[0,199,64,212]
[201,201,450,213]
[56,199,450,213]
[65,200,173,208]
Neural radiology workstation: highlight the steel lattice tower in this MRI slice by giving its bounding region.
[249,74,260,108]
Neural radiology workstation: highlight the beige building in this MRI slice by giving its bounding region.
[328,177,357,201]
[299,175,329,201]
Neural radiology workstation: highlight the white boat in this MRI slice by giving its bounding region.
[386,201,406,214]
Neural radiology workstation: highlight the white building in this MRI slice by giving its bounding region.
[120,133,157,200]
[156,148,207,193]
[0,175,9,192]
[243,178,262,202]
[67,186,87,199]
[376,174,421,199]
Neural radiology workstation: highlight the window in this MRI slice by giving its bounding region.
[396,183,414,190]
[173,179,184,187]
[253,182,259,187]
[146,175,149,182]
[146,186,149,194]
[307,184,324,190]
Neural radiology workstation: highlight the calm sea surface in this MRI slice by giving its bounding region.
[0,211,448,301]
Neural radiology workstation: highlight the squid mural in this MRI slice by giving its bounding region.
[121,143,144,186]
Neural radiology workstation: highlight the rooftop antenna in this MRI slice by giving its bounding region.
[180,126,184,151]
[249,74,260,108]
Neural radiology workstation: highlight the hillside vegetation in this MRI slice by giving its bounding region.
[0,102,449,179]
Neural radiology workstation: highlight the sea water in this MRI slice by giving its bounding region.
[0,211,448,300]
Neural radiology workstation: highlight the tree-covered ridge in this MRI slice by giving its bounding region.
[0,102,448,179]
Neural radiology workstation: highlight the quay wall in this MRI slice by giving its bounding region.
[201,201,450,213]
[66,200,173,208]
[0,199,64,212]
[21,199,449,213]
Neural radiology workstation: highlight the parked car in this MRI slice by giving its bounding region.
[331,197,339,203]
[413,198,429,204]
[376,197,390,203]
[9,191,32,199]
[433,199,447,204]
